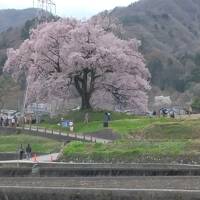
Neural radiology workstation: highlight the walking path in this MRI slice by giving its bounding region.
[17,125,112,144]
[176,114,200,120]
[32,153,60,162]
[0,153,60,163]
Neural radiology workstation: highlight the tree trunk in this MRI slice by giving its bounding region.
[74,69,95,110]
[81,69,91,109]
[81,94,91,109]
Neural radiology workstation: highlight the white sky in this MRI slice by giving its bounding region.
[0,0,138,19]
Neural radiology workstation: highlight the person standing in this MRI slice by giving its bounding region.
[0,115,3,126]
[26,144,32,160]
[5,116,9,127]
[84,112,89,123]
[11,117,15,128]
[103,112,109,127]
[19,144,24,160]
[69,121,74,132]
[14,115,18,127]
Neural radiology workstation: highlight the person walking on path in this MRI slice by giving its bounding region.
[26,144,32,160]
[103,112,109,127]
[11,117,15,128]
[19,144,24,160]
[0,115,3,126]
[84,112,89,123]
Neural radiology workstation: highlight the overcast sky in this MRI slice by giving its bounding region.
[0,0,138,19]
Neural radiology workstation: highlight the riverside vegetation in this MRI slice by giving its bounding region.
[0,134,61,153]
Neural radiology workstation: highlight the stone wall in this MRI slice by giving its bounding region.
[0,187,199,200]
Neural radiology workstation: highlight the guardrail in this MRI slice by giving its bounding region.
[11,124,111,144]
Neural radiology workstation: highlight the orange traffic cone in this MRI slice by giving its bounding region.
[32,153,38,162]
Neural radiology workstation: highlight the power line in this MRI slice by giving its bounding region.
[33,0,56,21]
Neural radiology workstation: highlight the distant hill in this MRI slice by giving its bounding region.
[111,0,200,95]
[1,3,200,109]
[0,8,48,110]
[0,8,38,75]
[0,8,38,33]
[0,9,59,110]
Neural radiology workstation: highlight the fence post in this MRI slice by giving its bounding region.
[91,136,93,142]
[83,134,85,141]
[45,128,47,135]
[29,124,31,131]
[52,129,54,135]
[36,126,38,133]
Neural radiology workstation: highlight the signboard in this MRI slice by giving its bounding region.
[61,120,73,128]
[26,103,50,113]
[61,120,69,128]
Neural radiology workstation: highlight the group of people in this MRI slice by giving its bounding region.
[0,114,18,127]
[19,144,32,160]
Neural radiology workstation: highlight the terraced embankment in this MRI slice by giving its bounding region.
[0,163,200,199]
[0,177,200,200]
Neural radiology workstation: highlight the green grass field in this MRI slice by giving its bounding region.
[0,134,62,153]
[40,111,172,135]
[63,140,189,162]
[54,111,200,163]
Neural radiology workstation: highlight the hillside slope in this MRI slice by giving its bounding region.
[0,8,37,32]
[0,9,39,110]
[111,0,200,95]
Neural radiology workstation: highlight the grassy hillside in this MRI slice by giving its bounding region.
[0,134,61,153]
[39,111,171,136]
[57,111,200,163]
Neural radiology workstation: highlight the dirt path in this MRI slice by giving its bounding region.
[176,114,200,120]
[21,126,113,143]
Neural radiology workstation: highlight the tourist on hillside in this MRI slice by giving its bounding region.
[153,111,157,116]
[19,144,24,160]
[188,106,192,116]
[14,115,18,126]
[25,144,32,160]
[0,116,3,126]
[84,112,89,123]
[107,112,111,121]
[103,112,109,127]
[69,121,74,132]
[11,117,15,128]
[4,116,9,127]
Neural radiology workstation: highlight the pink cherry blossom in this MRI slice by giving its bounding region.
[4,18,151,113]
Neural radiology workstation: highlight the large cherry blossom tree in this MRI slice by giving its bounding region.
[4,18,151,113]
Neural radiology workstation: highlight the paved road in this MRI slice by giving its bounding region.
[0,176,200,190]
[32,153,60,162]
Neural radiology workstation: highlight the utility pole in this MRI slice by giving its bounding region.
[33,0,56,21]
[22,0,57,115]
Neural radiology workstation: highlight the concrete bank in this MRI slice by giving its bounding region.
[0,162,200,177]
[0,187,199,200]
